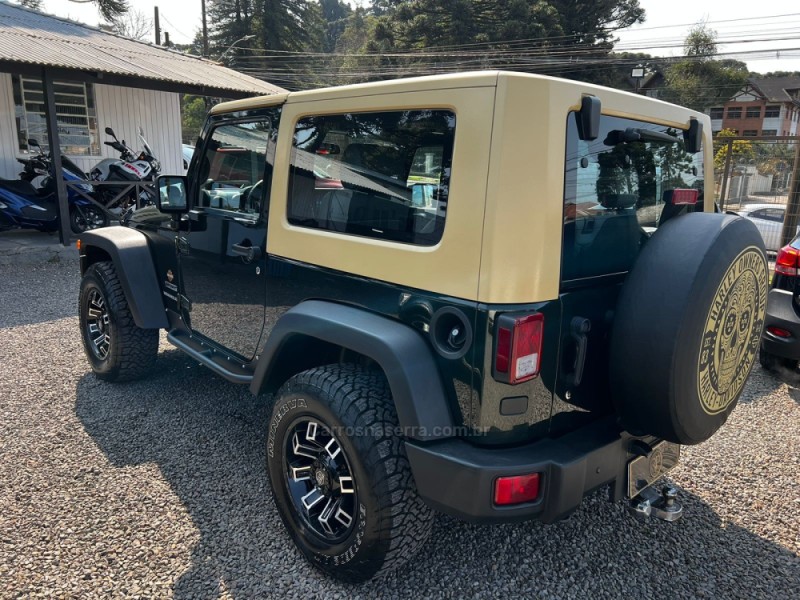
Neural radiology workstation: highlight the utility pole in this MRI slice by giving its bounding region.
[201,0,209,56]
[154,6,161,45]
[164,31,171,47]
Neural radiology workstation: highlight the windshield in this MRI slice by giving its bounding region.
[138,133,154,157]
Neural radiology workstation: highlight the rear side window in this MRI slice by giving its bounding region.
[287,110,456,245]
[562,114,704,281]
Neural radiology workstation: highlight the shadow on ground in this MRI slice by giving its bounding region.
[75,350,800,598]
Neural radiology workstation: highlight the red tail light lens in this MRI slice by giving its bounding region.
[775,245,800,276]
[494,312,544,384]
[670,188,699,205]
[494,473,541,505]
[766,326,792,338]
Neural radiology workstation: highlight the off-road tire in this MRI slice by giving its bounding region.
[266,364,433,582]
[759,347,798,372]
[79,261,158,382]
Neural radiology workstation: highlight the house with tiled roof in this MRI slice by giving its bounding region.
[708,77,800,137]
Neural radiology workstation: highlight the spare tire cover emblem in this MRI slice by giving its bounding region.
[698,245,767,415]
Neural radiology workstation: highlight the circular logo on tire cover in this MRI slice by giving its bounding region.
[698,246,767,415]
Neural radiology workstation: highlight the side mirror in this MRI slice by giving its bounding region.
[28,138,40,148]
[157,175,189,213]
[684,118,703,153]
[105,126,117,140]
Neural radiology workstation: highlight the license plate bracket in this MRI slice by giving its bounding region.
[627,441,680,499]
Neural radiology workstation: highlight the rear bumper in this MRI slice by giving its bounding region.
[406,416,653,524]
[762,288,800,360]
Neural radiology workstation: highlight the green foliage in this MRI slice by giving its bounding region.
[69,0,129,21]
[713,129,755,172]
[662,25,748,111]
[181,96,207,142]
[17,0,43,10]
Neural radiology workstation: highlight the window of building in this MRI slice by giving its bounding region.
[710,108,724,119]
[12,75,99,156]
[742,130,758,137]
[765,105,781,118]
[727,107,742,119]
[745,107,761,119]
[761,129,778,136]
[288,110,456,246]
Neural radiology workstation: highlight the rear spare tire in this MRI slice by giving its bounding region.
[610,213,768,445]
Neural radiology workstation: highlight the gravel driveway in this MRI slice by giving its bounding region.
[1,257,798,599]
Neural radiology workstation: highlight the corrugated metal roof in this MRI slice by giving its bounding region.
[0,1,285,96]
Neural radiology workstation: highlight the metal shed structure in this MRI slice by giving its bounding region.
[0,0,285,244]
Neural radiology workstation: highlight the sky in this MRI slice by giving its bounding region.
[37,0,800,74]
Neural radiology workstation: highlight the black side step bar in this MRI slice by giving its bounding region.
[167,330,254,384]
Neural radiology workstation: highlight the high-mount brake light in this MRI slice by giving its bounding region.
[775,245,800,277]
[670,188,699,205]
[493,312,544,384]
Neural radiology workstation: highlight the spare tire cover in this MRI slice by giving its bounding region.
[610,212,768,445]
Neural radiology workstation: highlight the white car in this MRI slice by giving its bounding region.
[182,144,194,172]
[730,203,798,252]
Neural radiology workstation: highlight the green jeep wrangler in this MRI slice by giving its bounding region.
[77,71,768,582]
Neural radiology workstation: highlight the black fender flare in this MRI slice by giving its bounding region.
[79,226,168,329]
[251,300,455,442]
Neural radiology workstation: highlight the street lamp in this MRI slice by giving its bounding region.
[631,67,645,94]
[218,34,255,65]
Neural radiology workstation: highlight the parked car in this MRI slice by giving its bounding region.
[182,144,194,172]
[727,203,799,252]
[760,235,800,371]
[76,71,768,582]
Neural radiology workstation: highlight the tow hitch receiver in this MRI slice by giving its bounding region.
[628,486,683,522]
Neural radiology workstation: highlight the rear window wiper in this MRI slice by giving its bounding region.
[604,128,680,146]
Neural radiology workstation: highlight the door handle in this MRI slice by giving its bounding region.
[231,243,263,262]
[176,236,190,255]
[565,316,591,388]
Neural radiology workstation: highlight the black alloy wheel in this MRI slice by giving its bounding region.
[84,288,111,361]
[283,418,357,543]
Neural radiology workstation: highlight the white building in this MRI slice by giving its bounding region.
[0,0,284,180]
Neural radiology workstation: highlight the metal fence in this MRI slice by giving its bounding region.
[715,135,800,250]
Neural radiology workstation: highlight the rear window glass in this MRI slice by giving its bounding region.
[287,110,456,246]
[562,114,704,281]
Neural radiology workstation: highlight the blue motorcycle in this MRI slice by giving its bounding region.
[0,140,107,234]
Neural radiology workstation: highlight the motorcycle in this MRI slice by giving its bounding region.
[0,140,105,234]
[90,126,160,212]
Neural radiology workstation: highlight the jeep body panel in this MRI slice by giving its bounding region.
[479,73,714,304]
[79,226,168,329]
[265,81,496,303]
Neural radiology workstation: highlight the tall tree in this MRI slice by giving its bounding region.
[111,9,152,41]
[207,0,255,56]
[17,0,44,10]
[662,25,748,111]
[68,0,128,21]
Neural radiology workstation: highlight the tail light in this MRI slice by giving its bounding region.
[493,312,544,384]
[494,473,541,505]
[775,244,800,277]
[766,326,792,338]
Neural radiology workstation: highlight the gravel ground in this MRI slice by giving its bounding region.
[1,257,799,599]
